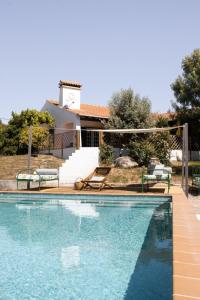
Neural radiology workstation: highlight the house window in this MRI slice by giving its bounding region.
[81,129,99,147]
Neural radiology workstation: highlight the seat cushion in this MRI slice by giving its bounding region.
[17,174,40,181]
[193,176,200,186]
[39,175,58,181]
[35,168,58,175]
[153,164,164,176]
[144,174,170,180]
[163,167,172,174]
[90,176,105,181]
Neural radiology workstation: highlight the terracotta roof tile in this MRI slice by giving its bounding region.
[47,100,175,120]
[69,103,110,118]
[59,80,82,88]
[151,112,176,120]
[47,100,110,118]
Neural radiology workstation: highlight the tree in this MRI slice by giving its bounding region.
[107,88,152,129]
[8,109,55,128]
[99,144,114,165]
[0,120,6,154]
[171,49,200,109]
[105,88,153,146]
[19,127,50,151]
[175,107,200,149]
[129,140,155,166]
[102,88,172,166]
[1,109,55,155]
[171,49,200,147]
[129,132,171,166]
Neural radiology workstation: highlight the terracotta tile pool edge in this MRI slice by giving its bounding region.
[173,191,200,299]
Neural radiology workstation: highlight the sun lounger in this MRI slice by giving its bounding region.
[16,168,59,190]
[141,164,172,193]
[80,167,112,191]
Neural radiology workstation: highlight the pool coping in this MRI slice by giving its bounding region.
[172,190,200,300]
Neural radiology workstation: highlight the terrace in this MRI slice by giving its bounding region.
[0,123,200,299]
[1,184,200,299]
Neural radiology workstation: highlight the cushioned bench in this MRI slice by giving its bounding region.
[141,164,172,193]
[16,168,59,190]
[192,168,200,191]
[192,175,200,189]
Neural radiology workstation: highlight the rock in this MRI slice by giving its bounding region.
[115,156,138,168]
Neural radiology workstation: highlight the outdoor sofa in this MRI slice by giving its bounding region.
[16,168,59,190]
[192,167,200,191]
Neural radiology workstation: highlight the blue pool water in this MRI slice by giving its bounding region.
[0,194,172,300]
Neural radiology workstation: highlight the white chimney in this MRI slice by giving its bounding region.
[59,80,82,109]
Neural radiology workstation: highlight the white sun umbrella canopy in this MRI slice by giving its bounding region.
[84,126,182,133]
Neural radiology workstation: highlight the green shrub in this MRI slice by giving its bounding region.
[129,133,171,166]
[99,144,114,165]
[150,132,171,165]
[129,140,155,166]
[0,109,55,156]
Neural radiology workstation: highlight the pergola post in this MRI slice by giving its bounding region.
[27,126,32,190]
[182,123,189,197]
[182,126,185,188]
[99,131,104,146]
[184,123,189,197]
[76,130,80,149]
[28,126,32,170]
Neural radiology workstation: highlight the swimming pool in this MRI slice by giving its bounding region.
[0,194,172,300]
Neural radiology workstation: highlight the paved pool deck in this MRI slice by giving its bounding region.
[1,183,200,299]
[173,190,200,300]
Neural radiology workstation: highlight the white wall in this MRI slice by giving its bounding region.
[41,101,81,130]
[41,101,82,147]
[40,147,76,159]
[170,150,200,161]
[59,147,99,185]
[59,86,81,109]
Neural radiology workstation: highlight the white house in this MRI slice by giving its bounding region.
[42,80,109,149]
[41,80,110,184]
[41,80,185,185]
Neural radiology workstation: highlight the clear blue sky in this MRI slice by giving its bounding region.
[0,0,200,121]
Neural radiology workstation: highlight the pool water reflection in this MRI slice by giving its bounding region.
[0,197,172,300]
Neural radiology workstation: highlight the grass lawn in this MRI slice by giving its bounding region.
[107,161,200,185]
[0,154,199,187]
[0,155,64,180]
[171,160,200,178]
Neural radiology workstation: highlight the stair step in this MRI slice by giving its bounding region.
[59,147,99,184]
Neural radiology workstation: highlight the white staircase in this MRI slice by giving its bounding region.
[59,147,99,185]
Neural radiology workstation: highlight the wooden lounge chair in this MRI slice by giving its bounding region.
[81,167,112,191]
